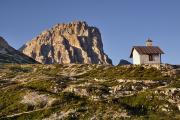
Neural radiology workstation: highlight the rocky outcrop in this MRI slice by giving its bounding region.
[0,36,37,63]
[118,59,132,65]
[19,21,112,65]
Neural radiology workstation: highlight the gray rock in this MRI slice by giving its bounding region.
[19,21,112,65]
[118,59,132,65]
[0,36,37,64]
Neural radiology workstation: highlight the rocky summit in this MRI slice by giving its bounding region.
[118,59,132,65]
[0,36,37,64]
[20,21,112,64]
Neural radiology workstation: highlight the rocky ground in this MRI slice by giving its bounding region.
[0,64,180,120]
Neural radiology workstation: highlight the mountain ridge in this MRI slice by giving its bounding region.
[0,36,38,64]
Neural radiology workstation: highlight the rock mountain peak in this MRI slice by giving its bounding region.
[0,36,37,63]
[20,21,112,64]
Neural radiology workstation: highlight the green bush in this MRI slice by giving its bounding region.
[169,80,180,88]
[77,65,170,80]
[9,65,32,73]
[113,91,178,117]
[59,92,83,103]
[3,65,33,78]
[0,87,27,117]
[21,79,56,93]
[86,85,109,96]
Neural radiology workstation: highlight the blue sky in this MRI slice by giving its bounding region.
[0,0,180,65]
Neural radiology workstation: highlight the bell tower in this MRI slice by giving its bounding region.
[146,38,153,46]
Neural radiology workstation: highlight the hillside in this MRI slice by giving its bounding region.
[0,64,180,120]
[19,21,112,65]
[0,36,37,64]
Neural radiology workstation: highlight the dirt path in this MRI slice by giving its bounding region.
[1,108,46,119]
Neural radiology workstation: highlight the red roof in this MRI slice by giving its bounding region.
[130,46,165,58]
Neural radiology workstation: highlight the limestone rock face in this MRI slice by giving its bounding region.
[20,21,112,64]
[0,36,37,63]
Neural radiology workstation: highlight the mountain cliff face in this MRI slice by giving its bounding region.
[0,36,37,63]
[20,21,112,64]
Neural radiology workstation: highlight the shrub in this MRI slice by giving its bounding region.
[113,91,178,117]
[0,87,27,117]
[21,79,56,93]
[77,65,171,80]
[9,65,32,73]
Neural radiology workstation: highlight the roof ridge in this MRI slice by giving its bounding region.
[133,46,160,47]
[130,46,165,58]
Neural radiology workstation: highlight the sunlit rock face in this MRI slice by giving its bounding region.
[20,21,112,65]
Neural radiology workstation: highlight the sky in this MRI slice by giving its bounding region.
[0,0,180,65]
